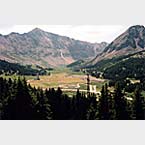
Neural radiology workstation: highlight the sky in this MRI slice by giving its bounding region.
[0,25,130,43]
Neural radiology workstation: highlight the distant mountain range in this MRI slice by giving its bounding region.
[0,28,107,67]
[2,24,145,80]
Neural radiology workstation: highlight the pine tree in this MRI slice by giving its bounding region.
[59,94,71,119]
[35,89,52,120]
[45,88,62,119]
[86,103,97,120]
[133,85,145,120]
[3,78,35,120]
[114,82,128,120]
[99,84,110,119]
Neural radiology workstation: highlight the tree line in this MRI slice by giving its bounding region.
[0,60,52,76]
[103,57,145,81]
[0,77,145,120]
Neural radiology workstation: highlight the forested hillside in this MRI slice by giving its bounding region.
[85,50,145,81]
[103,57,145,80]
[0,60,48,75]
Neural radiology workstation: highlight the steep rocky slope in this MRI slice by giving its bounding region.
[0,28,107,67]
[88,25,145,66]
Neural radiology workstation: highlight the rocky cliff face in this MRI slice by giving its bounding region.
[104,25,145,52]
[0,28,107,67]
[88,25,145,66]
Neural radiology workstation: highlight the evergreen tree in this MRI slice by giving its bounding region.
[133,85,145,120]
[99,84,110,119]
[3,78,35,120]
[45,88,62,119]
[114,82,128,120]
[35,89,52,120]
[86,103,97,120]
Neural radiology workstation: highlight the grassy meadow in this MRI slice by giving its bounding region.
[0,67,107,95]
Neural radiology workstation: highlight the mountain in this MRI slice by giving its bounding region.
[0,28,107,67]
[88,50,145,80]
[88,25,145,66]
[84,25,145,80]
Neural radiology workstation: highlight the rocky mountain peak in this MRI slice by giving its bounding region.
[28,28,47,36]
[0,28,107,67]
[128,25,144,31]
[31,27,44,33]
[87,25,145,66]
[103,25,145,53]
[128,25,145,39]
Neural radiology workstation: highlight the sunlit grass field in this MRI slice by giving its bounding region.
[27,73,106,89]
[0,67,107,93]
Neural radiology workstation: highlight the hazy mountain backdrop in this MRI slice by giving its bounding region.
[0,28,107,67]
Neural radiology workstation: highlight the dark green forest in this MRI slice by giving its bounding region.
[103,57,145,81]
[85,53,145,82]
[0,77,145,120]
[0,60,50,76]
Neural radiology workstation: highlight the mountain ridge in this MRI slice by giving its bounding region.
[86,25,145,66]
[0,28,107,67]
[80,25,145,81]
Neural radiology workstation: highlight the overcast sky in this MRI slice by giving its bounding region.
[0,25,131,43]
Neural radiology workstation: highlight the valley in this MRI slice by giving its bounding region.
[1,25,145,120]
[1,67,107,96]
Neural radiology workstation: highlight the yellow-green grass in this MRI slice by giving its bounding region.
[0,68,107,93]
[28,73,84,88]
[0,74,20,80]
[27,72,106,91]
[0,74,35,81]
[49,67,84,75]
